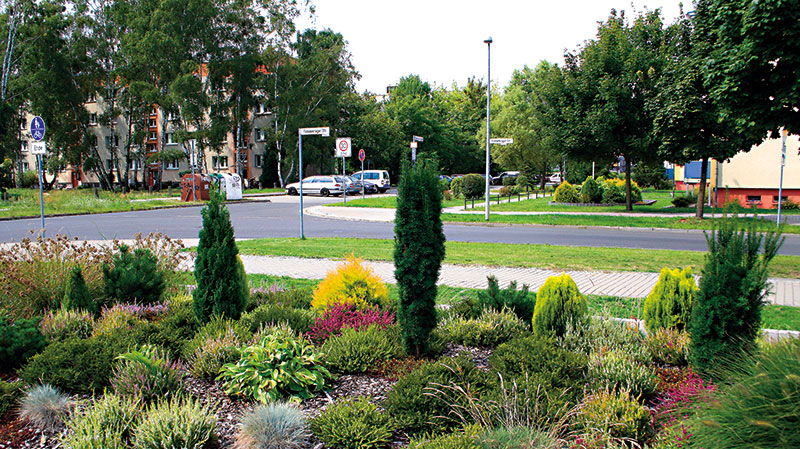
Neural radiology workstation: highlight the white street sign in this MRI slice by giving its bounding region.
[335,137,352,157]
[299,127,330,136]
[412,135,424,142]
[489,138,514,145]
[410,142,418,149]
[31,142,47,155]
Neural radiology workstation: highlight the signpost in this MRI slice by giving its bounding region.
[484,137,513,221]
[335,138,352,205]
[298,127,330,239]
[31,116,46,233]
[777,129,788,227]
[358,149,366,199]
[489,138,514,145]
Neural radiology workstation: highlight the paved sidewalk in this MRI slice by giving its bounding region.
[235,254,799,307]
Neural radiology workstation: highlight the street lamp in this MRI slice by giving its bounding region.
[484,36,492,221]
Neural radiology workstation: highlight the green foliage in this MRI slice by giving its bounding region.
[138,296,200,358]
[449,176,464,197]
[0,380,23,418]
[437,308,528,347]
[394,159,446,356]
[671,192,696,208]
[0,316,47,368]
[408,425,481,449]
[460,174,485,199]
[241,304,315,335]
[690,212,783,375]
[64,394,140,449]
[21,170,38,188]
[132,395,217,449]
[218,331,331,403]
[111,344,184,403]
[103,245,165,305]
[194,192,249,323]
[557,318,650,364]
[588,350,657,400]
[643,328,689,367]
[575,387,652,443]
[553,181,580,203]
[644,267,697,333]
[477,426,559,449]
[310,396,395,449]
[182,315,251,360]
[502,177,517,186]
[632,160,670,190]
[92,305,143,337]
[187,326,242,380]
[64,265,94,314]
[477,276,535,324]
[40,307,94,341]
[249,284,313,310]
[235,402,309,449]
[322,325,405,374]
[19,384,71,431]
[384,355,493,436]
[688,338,800,449]
[532,273,588,338]
[581,176,603,203]
[601,178,643,204]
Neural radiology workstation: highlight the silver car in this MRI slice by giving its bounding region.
[285,176,346,197]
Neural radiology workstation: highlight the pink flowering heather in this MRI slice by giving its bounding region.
[651,369,716,447]
[307,303,395,344]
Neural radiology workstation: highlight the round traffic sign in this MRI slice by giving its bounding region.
[338,140,349,152]
[358,149,365,162]
[31,116,45,141]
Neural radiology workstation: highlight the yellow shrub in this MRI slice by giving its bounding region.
[311,256,390,311]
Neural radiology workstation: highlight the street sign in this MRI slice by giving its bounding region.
[299,127,330,136]
[412,135,424,142]
[358,149,365,162]
[335,137,352,157]
[31,116,45,141]
[31,142,47,155]
[489,138,514,145]
[410,142,418,149]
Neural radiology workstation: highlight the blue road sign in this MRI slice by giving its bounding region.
[31,116,45,141]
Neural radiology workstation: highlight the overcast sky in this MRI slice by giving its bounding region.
[297,0,689,94]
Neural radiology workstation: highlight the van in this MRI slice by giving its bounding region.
[351,170,391,193]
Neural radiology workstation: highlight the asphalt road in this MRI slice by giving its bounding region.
[2,195,799,255]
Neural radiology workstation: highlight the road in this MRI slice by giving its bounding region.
[2,195,799,255]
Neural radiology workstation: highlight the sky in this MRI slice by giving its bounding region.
[296,0,688,94]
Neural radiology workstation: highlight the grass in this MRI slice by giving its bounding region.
[233,237,800,279]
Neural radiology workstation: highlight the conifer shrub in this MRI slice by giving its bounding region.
[311,256,390,311]
[132,395,217,449]
[322,325,405,374]
[234,402,309,449]
[310,396,395,449]
[643,267,697,333]
[477,276,535,324]
[193,191,249,323]
[437,308,528,347]
[64,393,140,449]
[394,159,446,356]
[689,212,783,375]
[64,265,95,314]
[40,307,94,341]
[581,176,603,203]
[0,315,47,368]
[103,245,165,305]
[554,181,580,203]
[531,273,588,337]
[19,383,71,431]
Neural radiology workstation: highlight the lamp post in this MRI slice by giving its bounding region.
[484,36,492,221]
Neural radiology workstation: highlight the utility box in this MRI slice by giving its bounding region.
[219,173,243,200]
[181,173,211,201]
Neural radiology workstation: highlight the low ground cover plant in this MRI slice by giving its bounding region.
[322,325,405,374]
[111,344,184,403]
[310,396,394,449]
[240,303,316,335]
[133,395,217,449]
[39,307,94,341]
[187,326,242,379]
[575,387,652,444]
[587,349,657,400]
[64,393,140,449]
[437,308,527,347]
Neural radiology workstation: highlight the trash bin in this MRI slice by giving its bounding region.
[218,173,243,200]
[180,173,211,201]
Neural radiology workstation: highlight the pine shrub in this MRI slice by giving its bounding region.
[310,396,395,449]
[643,267,697,333]
[322,325,405,374]
[311,256,390,311]
[554,181,580,203]
[531,273,588,337]
[64,265,95,314]
[193,191,249,323]
[477,276,535,324]
[234,402,309,449]
[132,395,217,449]
[19,384,71,431]
[0,315,47,368]
[394,159,446,356]
[581,176,603,203]
[689,212,783,375]
[64,393,140,449]
[103,245,165,305]
[0,380,23,418]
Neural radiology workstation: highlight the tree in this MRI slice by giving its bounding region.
[393,158,445,356]
[337,92,405,176]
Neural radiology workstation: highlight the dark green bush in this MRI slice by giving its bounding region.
[460,174,485,199]
[103,245,165,305]
[643,267,697,333]
[322,325,404,374]
[310,397,395,449]
[140,297,200,358]
[64,265,95,314]
[671,194,694,208]
[477,276,535,324]
[437,308,528,347]
[501,176,517,187]
[384,354,493,436]
[407,425,481,449]
[531,273,588,338]
[0,379,23,417]
[240,304,315,336]
[0,316,47,369]
[581,176,603,203]
[182,316,251,360]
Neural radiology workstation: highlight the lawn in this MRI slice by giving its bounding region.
[233,237,800,279]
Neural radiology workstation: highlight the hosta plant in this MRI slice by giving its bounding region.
[111,344,184,403]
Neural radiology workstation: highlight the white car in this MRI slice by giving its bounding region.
[285,176,346,197]
[351,170,391,193]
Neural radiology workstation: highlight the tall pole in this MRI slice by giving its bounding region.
[777,129,787,227]
[484,37,492,221]
[298,133,304,239]
[342,156,346,205]
[37,154,44,232]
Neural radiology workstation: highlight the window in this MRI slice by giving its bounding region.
[167,111,179,121]
[21,161,29,171]
[106,159,114,170]
[90,134,98,147]
[166,132,176,144]
[150,107,157,115]
[254,154,262,168]
[148,131,157,140]
[146,144,157,153]
[774,195,788,204]
[87,92,97,102]
[254,128,265,141]
[21,141,28,153]
[89,113,98,125]
[105,135,119,148]
[212,156,228,169]
[166,159,180,170]
[148,118,157,127]
[256,103,268,114]
[747,195,762,204]
[19,118,26,130]
[129,160,140,170]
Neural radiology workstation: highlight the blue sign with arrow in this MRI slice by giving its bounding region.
[31,116,45,141]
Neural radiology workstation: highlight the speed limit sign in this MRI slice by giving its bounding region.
[335,137,352,157]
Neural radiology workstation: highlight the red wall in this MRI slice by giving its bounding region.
[714,188,800,209]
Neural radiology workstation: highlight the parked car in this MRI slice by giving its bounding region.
[346,175,378,194]
[285,175,346,196]
[494,171,520,185]
[547,173,562,184]
[351,170,391,193]
[439,175,452,185]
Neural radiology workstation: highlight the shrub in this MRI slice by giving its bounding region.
[311,396,394,449]
[601,178,642,204]
[384,354,493,436]
[671,193,695,208]
[449,176,464,197]
[437,308,527,347]
[241,304,316,335]
[478,426,560,449]
[63,265,95,314]
[93,305,144,337]
[218,331,331,403]
[440,177,452,192]
[194,191,249,323]
[498,186,511,197]
[132,395,217,449]
[477,276,535,324]
[460,174,485,199]
[307,303,395,344]
[554,181,580,203]
[0,380,23,417]
[532,273,588,338]
[516,174,532,191]
[311,256,391,311]
[103,244,165,305]
[64,393,140,449]
[187,326,242,379]
[40,307,94,341]
[0,316,47,368]
[644,267,697,333]
[19,384,71,431]
[557,318,649,363]
[139,296,199,358]
[394,159,445,356]
[182,316,251,360]
[644,328,689,367]
[780,198,799,210]
[581,176,603,203]
[408,425,481,449]
[575,387,652,443]
[651,370,715,448]
[235,402,309,449]
[111,344,184,403]
[690,211,783,375]
[322,325,405,374]
[588,350,657,400]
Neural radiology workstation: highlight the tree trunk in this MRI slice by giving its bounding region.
[624,154,632,211]
[540,163,548,190]
[696,156,709,219]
